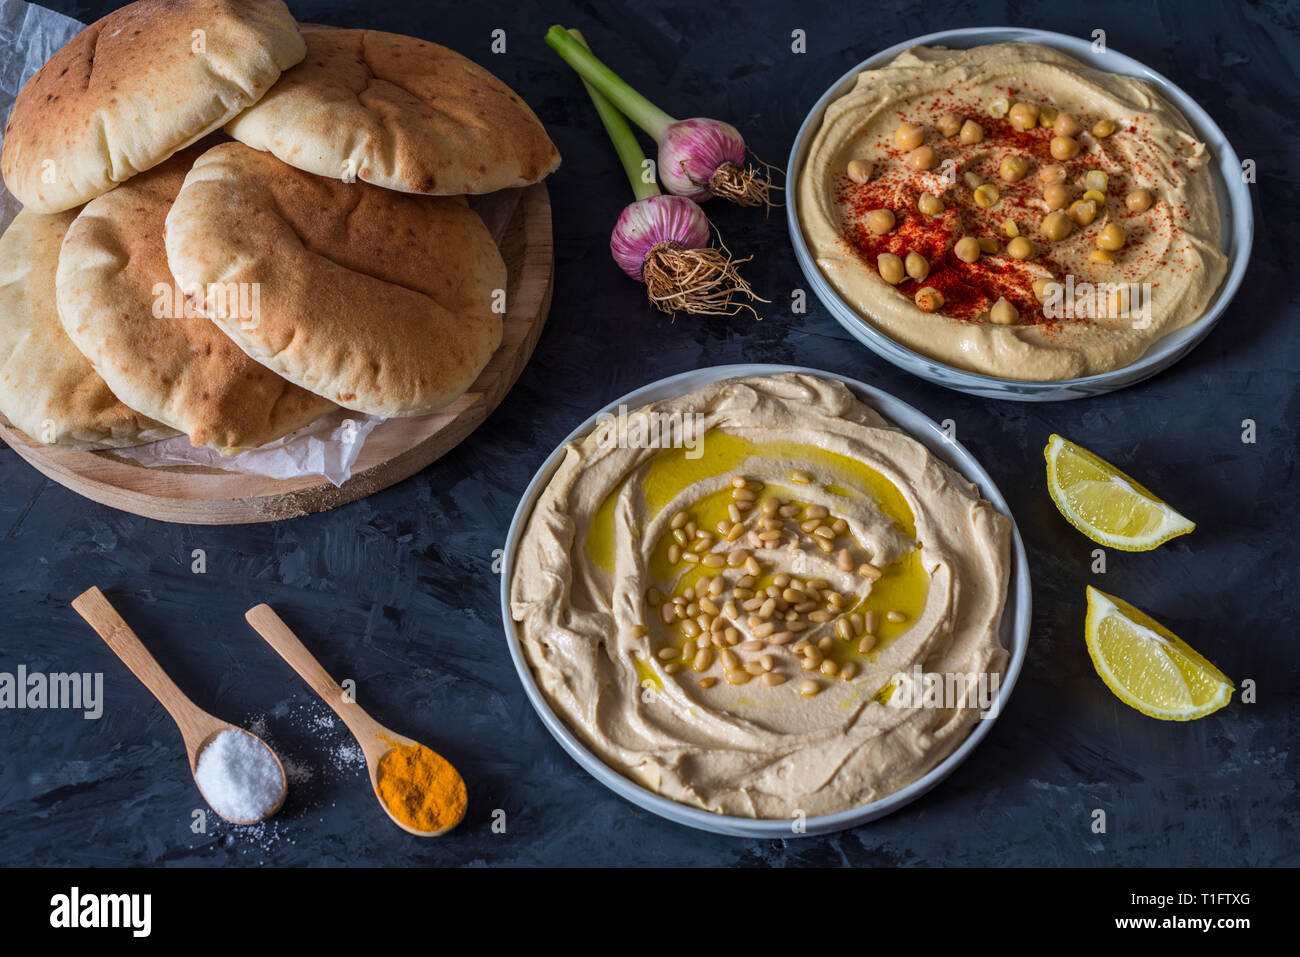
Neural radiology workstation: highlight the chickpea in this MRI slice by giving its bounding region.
[1082,189,1107,205]
[1084,170,1109,193]
[846,159,871,184]
[1096,222,1126,251]
[1053,113,1083,137]
[1041,210,1073,241]
[906,145,938,171]
[936,113,962,138]
[915,287,944,312]
[958,119,985,145]
[1004,220,1021,238]
[954,236,982,263]
[905,252,930,281]
[1093,118,1117,138]
[877,253,906,284]
[989,297,1019,325]
[1038,164,1067,184]
[1043,182,1071,210]
[977,237,998,254]
[866,209,895,235]
[963,171,984,190]
[1032,277,1056,300]
[1050,135,1081,160]
[988,97,1010,118]
[1008,102,1040,131]
[917,192,944,216]
[1107,286,1131,316]
[1068,199,1098,226]
[1090,249,1115,265]
[895,123,924,150]
[973,184,1000,208]
[1006,236,1034,260]
[1125,188,1154,213]
[1038,105,1059,128]
[999,155,1031,182]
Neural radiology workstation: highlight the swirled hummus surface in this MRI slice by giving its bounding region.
[510,374,1011,818]
[797,43,1228,380]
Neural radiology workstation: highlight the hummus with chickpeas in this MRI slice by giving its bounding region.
[798,42,1229,380]
[509,373,1011,818]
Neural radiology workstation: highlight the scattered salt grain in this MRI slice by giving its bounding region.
[194,730,284,823]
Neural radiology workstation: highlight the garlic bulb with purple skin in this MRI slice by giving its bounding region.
[546,27,778,208]
[658,118,751,203]
[610,195,709,280]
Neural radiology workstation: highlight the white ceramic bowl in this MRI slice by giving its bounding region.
[500,364,1031,837]
[786,27,1254,401]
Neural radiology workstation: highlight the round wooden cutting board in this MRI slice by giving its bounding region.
[0,183,553,525]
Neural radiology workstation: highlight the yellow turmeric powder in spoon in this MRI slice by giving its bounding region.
[376,743,467,834]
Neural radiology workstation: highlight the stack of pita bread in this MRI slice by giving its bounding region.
[0,0,559,454]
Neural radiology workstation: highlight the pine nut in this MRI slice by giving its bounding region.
[798,679,821,696]
[762,673,787,686]
[671,510,689,529]
[725,669,751,685]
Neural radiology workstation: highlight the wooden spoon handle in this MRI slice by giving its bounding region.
[71,586,211,748]
[244,604,381,740]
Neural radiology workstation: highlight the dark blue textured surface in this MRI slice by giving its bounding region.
[1,0,1296,866]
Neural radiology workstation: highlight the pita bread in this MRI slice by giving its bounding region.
[225,24,559,195]
[164,142,506,417]
[0,210,173,450]
[2,0,305,213]
[55,143,336,452]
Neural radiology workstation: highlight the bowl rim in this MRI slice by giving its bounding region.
[785,25,1255,395]
[498,363,1032,838]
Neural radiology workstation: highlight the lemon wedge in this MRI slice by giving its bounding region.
[1085,586,1233,720]
[1045,434,1195,551]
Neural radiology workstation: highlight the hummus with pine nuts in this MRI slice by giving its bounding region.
[509,373,1011,818]
[798,42,1228,380]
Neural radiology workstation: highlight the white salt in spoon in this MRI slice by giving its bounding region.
[71,586,287,825]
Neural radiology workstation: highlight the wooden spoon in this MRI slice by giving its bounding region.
[244,603,466,836]
[71,586,286,825]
